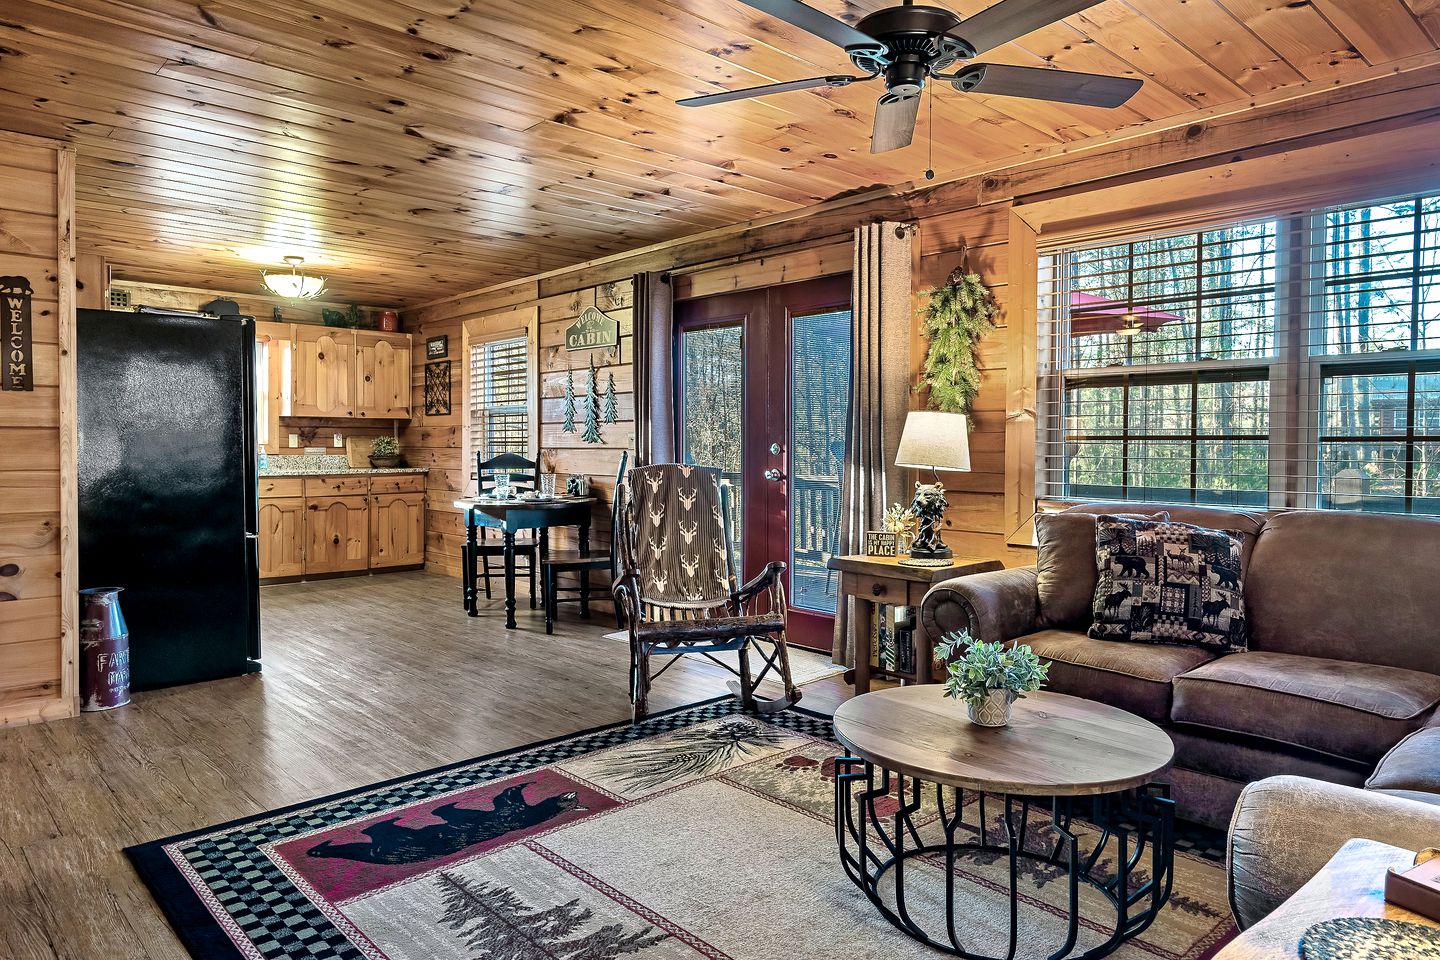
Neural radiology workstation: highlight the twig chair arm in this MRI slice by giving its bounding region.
[732,561,787,610]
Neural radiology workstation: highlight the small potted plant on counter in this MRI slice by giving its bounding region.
[935,631,1048,727]
[369,436,403,469]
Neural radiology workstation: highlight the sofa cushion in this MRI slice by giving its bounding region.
[1245,510,1440,675]
[1020,628,1216,723]
[1371,789,1440,807]
[1089,516,1248,652]
[1035,510,1168,629]
[1367,727,1440,795]
[1172,652,1440,763]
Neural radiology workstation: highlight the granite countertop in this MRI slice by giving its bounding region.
[260,454,428,477]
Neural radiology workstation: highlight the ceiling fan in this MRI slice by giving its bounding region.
[677,0,1143,154]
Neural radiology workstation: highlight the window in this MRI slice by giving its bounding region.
[468,336,530,466]
[1038,189,1440,515]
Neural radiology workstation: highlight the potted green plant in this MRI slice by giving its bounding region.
[369,435,402,468]
[935,631,1049,727]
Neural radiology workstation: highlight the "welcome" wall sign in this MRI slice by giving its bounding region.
[1,275,34,392]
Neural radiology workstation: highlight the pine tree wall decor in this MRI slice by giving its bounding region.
[561,368,577,433]
[602,371,618,424]
[581,354,603,444]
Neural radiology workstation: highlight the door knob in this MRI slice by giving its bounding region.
[763,468,786,482]
[769,443,782,455]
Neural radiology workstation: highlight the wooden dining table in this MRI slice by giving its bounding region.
[453,495,597,629]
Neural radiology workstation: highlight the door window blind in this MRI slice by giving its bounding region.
[1037,189,1440,515]
[469,336,530,464]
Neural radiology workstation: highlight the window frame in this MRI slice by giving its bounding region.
[466,333,533,486]
[1038,189,1440,515]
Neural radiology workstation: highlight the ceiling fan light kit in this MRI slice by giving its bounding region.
[678,0,1144,154]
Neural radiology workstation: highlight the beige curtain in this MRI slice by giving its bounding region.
[833,221,914,665]
[632,271,674,465]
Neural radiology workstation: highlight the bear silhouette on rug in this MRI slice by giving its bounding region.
[306,782,584,865]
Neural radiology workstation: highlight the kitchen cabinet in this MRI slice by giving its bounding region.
[370,492,426,568]
[305,495,371,574]
[292,326,355,417]
[257,498,306,578]
[355,331,412,419]
[288,326,412,420]
[257,472,426,581]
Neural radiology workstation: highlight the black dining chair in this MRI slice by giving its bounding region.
[541,451,629,635]
[469,452,541,608]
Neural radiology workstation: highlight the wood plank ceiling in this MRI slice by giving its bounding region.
[1,0,1438,304]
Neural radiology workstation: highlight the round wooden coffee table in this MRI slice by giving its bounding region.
[832,686,1177,960]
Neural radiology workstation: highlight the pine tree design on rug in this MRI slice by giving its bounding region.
[592,716,789,790]
[436,872,668,959]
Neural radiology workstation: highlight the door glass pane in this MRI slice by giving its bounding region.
[790,308,851,614]
[678,324,744,565]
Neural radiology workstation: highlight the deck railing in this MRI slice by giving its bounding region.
[717,472,841,614]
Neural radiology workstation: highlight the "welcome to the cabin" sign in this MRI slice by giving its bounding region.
[564,306,619,352]
[1,275,34,392]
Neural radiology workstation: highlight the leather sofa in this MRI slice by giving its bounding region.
[920,502,1440,829]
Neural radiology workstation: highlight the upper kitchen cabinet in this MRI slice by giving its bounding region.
[291,326,411,420]
[354,331,411,419]
[292,325,355,418]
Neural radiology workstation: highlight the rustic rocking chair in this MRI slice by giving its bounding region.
[612,462,801,722]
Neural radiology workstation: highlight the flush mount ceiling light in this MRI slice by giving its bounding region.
[261,256,327,300]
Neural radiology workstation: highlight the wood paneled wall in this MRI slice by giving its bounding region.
[404,62,1440,586]
[0,130,77,726]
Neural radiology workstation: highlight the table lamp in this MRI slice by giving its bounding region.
[894,411,971,564]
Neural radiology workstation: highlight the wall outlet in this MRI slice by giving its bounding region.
[288,432,299,448]
[332,433,344,448]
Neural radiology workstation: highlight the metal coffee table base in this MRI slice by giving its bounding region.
[834,757,1177,960]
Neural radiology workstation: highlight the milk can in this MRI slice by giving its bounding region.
[79,587,131,711]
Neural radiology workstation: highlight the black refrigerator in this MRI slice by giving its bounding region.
[77,309,261,690]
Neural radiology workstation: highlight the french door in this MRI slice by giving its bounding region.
[674,275,852,650]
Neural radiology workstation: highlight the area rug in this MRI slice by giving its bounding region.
[127,699,1236,960]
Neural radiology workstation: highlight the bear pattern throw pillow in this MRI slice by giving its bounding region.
[1089,515,1247,652]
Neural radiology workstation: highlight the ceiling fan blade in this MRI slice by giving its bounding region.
[951,0,1109,56]
[678,74,869,107]
[950,63,1142,107]
[732,0,883,52]
[870,93,920,154]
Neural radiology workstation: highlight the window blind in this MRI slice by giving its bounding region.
[1037,189,1440,516]
[469,336,530,465]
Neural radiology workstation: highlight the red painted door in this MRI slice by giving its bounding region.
[674,275,852,650]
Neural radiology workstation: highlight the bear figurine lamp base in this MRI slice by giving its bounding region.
[894,411,972,564]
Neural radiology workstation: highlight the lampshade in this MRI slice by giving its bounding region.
[895,411,971,472]
[261,256,327,300]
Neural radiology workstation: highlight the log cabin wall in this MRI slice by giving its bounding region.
[405,63,1440,581]
[107,279,399,458]
[0,130,77,726]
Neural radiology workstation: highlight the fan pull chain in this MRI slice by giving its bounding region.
[924,81,936,180]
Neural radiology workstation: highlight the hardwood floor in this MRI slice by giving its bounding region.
[0,572,856,960]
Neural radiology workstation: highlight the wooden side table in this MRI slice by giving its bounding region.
[1215,838,1439,959]
[826,554,1003,694]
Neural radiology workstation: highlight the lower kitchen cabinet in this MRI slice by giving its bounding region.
[370,493,425,567]
[257,497,306,578]
[305,496,371,574]
[257,473,427,581]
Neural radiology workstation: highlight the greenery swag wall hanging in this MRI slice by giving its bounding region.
[916,262,997,418]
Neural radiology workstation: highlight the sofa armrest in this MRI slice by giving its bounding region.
[1227,775,1440,930]
[920,566,1038,649]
